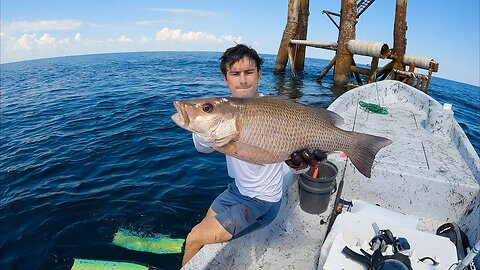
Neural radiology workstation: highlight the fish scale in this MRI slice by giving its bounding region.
[237,97,352,163]
[172,96,392,178]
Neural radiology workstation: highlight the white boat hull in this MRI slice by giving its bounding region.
[182,80,480,269]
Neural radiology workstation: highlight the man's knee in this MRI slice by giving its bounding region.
[185,224,203,247]
[186,217,233,248]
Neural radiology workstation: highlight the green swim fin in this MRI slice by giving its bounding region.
[71,258,151,270]
[112,229,185,254]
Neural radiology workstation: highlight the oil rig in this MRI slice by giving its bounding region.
[274,0,439,92]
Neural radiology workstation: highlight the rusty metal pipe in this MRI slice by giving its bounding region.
[351,58,363,85]
[368,57,380,83]
[316,56,336,82]
[350,65,372,75]
[293,0,310,71]
[393,69,430,80]
[290,40,338,50]
[274,0,300,74]
[392,0,407,71]
[334,0,356,87]
[348,40,389,58]
[403,54,439,71]
[377,60,395,76]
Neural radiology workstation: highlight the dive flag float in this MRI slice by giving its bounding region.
[71,229,185,269]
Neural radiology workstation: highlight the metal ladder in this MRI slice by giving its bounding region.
[357,0,376,18]
[323,0,376,29]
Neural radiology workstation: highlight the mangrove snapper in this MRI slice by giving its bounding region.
[171,96,392,178]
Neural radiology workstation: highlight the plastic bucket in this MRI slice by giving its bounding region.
[299,161,338,214]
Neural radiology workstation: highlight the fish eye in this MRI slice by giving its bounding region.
[202,103,213,113]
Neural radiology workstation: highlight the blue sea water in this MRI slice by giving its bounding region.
[1,52,479,270]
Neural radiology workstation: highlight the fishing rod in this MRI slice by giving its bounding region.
[454,240,479,270]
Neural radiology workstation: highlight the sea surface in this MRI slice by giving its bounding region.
[1,52,479,270]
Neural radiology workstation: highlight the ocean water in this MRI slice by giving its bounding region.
[1,52,478,270]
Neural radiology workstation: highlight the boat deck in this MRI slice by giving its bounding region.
[183,170,329,270]
[328,82,479,229]
[182,81,480,270]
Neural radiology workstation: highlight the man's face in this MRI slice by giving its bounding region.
[223,56,262,98]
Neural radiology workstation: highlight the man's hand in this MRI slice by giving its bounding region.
[285,149,327,171]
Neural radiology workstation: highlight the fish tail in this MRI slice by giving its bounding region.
[346,132,392,178]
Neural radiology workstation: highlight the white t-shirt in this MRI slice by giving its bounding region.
[192,133,283,202]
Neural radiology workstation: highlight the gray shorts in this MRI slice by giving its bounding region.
[211,180,282,239]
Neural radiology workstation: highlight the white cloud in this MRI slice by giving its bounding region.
[14,33,36,50]
[118,35,133,43]
[59,38,70,46]
[156,28,181,40]
[155,27,242,43]
[2,20,83,34]
[37,33,56,46]
[0,32,16,46]
[2,28,244,64]
[8,32,75,52]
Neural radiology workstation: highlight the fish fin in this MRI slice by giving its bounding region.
[234,142,276,163]
[212,141,236,155]
[347,132,392,178]
[214,142,275,164]
[314,109,344,126]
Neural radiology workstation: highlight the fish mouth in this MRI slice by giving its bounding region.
[171,101,190,128]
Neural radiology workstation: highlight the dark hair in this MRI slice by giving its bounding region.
[219,44,264,76]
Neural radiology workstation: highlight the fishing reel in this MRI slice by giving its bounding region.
[369,229,411,254]
[342,228,413,270]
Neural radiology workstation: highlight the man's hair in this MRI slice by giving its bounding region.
[220,44,264,76]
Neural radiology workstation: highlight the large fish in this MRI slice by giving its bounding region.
[171,96,392,178]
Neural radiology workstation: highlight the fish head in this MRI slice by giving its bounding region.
[171,97,240,146]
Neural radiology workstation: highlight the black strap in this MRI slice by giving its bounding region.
[342,246,371,266]
[342,246,413,270]
[436,222,470,260]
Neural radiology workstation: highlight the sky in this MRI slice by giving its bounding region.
[1,0,479,86]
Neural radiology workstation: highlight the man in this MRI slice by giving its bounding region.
[182,44,323,266]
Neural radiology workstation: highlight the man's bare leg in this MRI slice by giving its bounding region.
[182,210,232,266]
[204,207,216,219]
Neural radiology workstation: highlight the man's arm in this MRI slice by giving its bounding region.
[192,133,215,153]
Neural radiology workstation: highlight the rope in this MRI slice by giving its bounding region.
[359,101,388,115]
